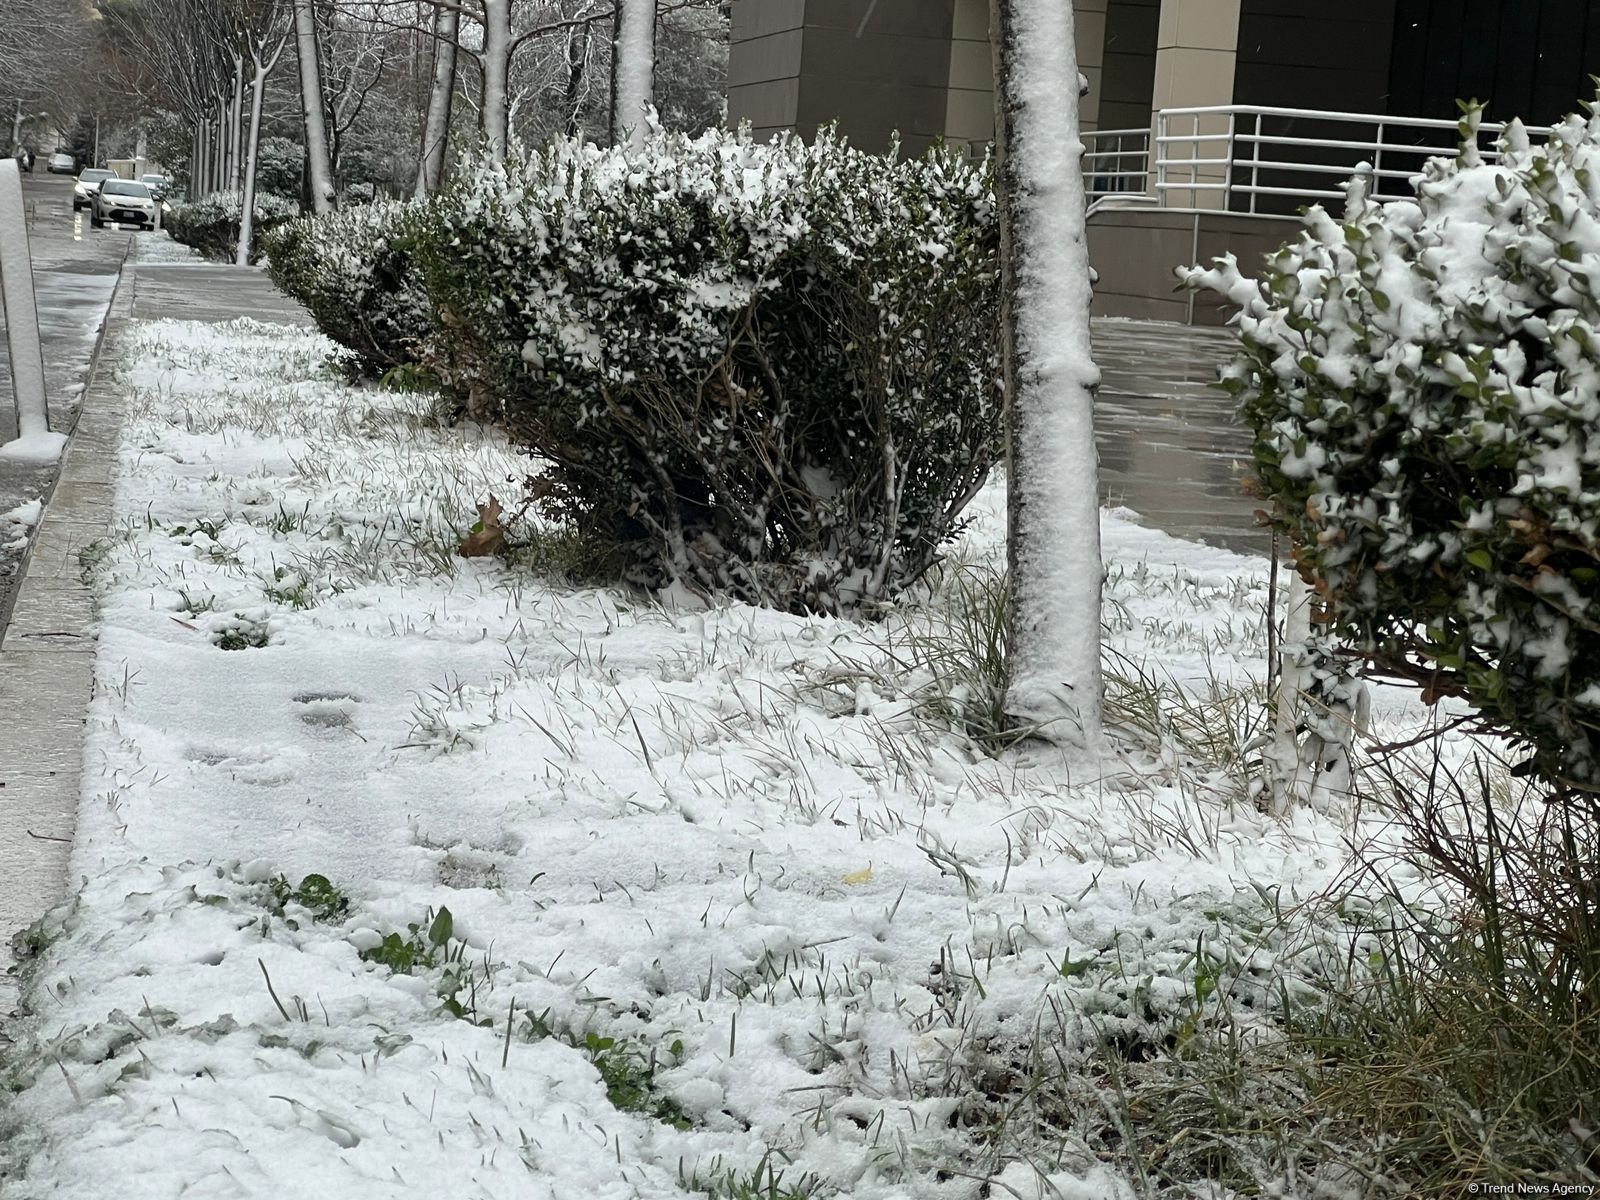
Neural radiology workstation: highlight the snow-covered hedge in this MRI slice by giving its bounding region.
[265,201,432,377]
[1188,105,1600,787]
[165,191,300,263]
[413,128,1003,614]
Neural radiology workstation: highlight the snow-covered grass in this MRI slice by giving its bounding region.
[0,318,1469,1197]
[132,229,205,265]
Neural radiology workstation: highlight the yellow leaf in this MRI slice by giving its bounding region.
[841,866,873,886]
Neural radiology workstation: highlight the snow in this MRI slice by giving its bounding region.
[0,430,67,463]
[0,158,50,439]
[134,230,205,264]
[0,317,1452,1196]
[994,0,1104,737]
[1,496,41,552]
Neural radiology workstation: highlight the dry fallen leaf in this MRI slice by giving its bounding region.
[458,495,506,558]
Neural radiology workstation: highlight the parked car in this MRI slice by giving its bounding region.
[91,179,158,230]
[46,152,75,174]
[13,147,33,173]
[139,173,170,202]
[73,168,115,210]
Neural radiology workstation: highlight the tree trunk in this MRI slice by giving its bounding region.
[238,37,288,266]
[611,0,655,151]
[992,0,1104,745]
[214,94,229,191]
[414,5,458,196]
[562,20,588,139]
[193,118,208,198]
[481,0,511,160]
[227,52,245,193]
[292,0,335,213]
[10,99,22,151]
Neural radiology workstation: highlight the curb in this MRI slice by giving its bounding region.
[0,238,137,1014]
[0,236,134,640]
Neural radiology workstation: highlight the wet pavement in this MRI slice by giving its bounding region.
[131,261,313,326]
[0,171,128,632]
[0,172,126,441]
[1091,317,1260,555]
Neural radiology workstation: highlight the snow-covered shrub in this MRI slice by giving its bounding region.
[265,201,432,378]
[1187,104,1600,787]
[413,127,1002,614]
[166,191,300,263]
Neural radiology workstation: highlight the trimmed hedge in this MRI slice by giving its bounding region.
[264,202,431,377]
[410,127,1003,613]
[166,192,300,263]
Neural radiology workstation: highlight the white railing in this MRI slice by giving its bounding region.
[1152,104,1549,213]
[1082,127,1150,202]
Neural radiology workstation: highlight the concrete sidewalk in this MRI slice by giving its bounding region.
[0,245,311,1015]
[0,172,129,633]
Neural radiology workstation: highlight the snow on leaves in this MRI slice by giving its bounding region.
[1188,100,1600,787]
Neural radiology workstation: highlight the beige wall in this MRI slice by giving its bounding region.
[1087,207,1294,323]
[731,0,1115,152]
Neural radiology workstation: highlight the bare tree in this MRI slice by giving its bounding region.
[291,0,335,209]
[991,0,1104,746]
[237,4,292,262]
[414,4,457,194]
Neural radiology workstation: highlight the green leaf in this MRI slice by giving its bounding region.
[1465,548,1493,571]
[1058,953,1096,979]
[428,906,453,947]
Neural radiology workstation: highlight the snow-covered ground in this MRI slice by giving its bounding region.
[0,318,1444,1198]
[133,229,205,264]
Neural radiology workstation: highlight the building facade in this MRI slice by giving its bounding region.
[730,0,1600,155]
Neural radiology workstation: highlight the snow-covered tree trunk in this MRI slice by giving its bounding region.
[292,0,334,213]
[414,5,458,196]
[481,0,512,160]
[992,0,1104,745]
[236,35,288,267]
[611,0,655,150]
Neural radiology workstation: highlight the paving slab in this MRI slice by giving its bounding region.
[131,262,314,326]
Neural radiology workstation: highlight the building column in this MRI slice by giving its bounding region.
[1151,0,1241,208]
[944,0,1111,150]
[1075,0,1109,131]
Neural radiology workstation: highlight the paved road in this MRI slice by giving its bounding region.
[0,170,128,629]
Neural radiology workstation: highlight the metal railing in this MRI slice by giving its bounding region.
[1152,104,1549,213]
[1080,105,1550,215]
[1082,127,1150,202]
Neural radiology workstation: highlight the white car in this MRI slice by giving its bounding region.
[73,168,114,210]
[46,152,74,174]
[91,179,158,230]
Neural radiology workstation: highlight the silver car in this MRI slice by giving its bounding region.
[73,168,114,210]
[92,179,158,230]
